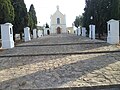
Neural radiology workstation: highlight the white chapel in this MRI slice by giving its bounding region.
[50,6,67,34]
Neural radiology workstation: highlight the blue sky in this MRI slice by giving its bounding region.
[24,0,85,27]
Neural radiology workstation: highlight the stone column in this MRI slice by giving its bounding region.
[107,19,119,44]
[82,27,87,37]
[33,29,37,39]
[44,28,50,35]
[89,25,95,39]
[75,29,78,35]
[38,30,43,37]
[24,27,31,42]
[1,23,14,49]
[78,27,81,36]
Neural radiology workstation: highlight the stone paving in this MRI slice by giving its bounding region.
[0,34,120,90]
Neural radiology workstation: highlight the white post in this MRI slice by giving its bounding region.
[72,23,75,34]
[38,30,43,37]
[89,25,95,39]
[1,23,14,49]
[82,27,87,37]
[44,28,50,35]
[89,25,91,38]
[92,25,95,39]
[78,27,81,36]
[107,19,119,44]
[33,29,37,39]
[24,27,31,42]
[38,30,40,37]
[75,29,78,35]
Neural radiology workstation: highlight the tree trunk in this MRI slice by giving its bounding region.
[20,32,22,40]
[13,33,15,42]
[13,29,16,42]
[97,25,101,39]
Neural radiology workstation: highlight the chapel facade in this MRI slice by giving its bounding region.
[50,6,67,34]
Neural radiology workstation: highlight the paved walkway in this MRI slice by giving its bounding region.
[0,34,120,90]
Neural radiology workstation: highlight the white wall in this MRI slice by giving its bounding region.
[50,11,66,25]
[50,7,66,34]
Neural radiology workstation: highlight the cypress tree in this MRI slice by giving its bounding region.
[28,4,37,33]
[0,0,15,24]
[74,15,83,28]
[11,0,28,40]
[82,0,120,39]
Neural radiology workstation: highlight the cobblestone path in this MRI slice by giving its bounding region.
[0,34,120,90]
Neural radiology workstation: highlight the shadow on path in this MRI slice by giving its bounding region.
[0,53,120,89]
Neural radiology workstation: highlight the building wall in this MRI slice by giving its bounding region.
[67,27,74,34]
[50,6,66,34]
[51,12,66,25]
[51,24,66,34]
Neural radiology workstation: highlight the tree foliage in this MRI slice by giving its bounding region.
[0,0,15,24]
[45,23,49,28]
[0,0,38,40]
[74,16,83,28]
[28,4,37,31]
[11,0,28,34]
[81,0,120,38]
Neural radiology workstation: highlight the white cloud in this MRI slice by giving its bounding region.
[24,0,85,27]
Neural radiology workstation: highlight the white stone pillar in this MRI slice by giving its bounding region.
[24,27,31,42]
[89,25,95,39]
[38,30,40,37]
[44,28,50,35]
[72,25,75,34]
[107,19,119,44]
[89,26,91,38]
[75,29,78,35]
[1,23,14,49]
[82,27,87,37]
[33,29,37,39]
[44,28,47,35]
[78,27,81,36]
[38,30,43,37]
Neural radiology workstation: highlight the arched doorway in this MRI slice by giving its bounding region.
[57,27,61,34]
[47,30,50,35]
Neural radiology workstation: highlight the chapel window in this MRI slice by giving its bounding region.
[57,18,60,24]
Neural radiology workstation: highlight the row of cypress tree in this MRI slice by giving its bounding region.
[0,0,37,40]
[74,0,120,39]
